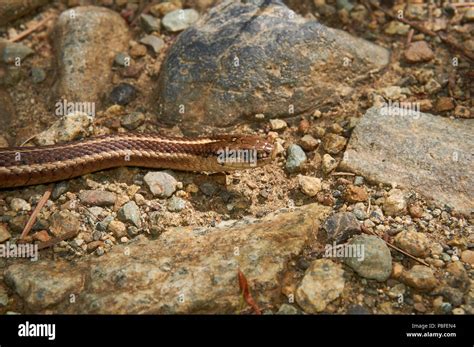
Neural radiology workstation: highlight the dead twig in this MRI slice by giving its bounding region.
[366,194,372,215]
[9,14,54,43]
[20,184,53,240]
[361,225,430,267]
[20,134,37,147]
[406,28,414,46]
[449,3,474,8]
[331,172,355,176]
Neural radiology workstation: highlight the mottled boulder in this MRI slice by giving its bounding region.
[0,0,48,26]
[341,107,474,215]
[4,203,330,313]
[155,0,389,134]
[4,262,86,311]
[52,6,130,108]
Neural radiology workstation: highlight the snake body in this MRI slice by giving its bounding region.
[0,133,275,188]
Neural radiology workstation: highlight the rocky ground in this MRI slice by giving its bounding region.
[0,0,472,314]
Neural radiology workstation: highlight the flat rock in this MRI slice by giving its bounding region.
[144,171,178,198]
[155,0,389,134]
[162,9,199,32]
[4,262,86,311]
[295,259,345,313]
[79,190,117,206]
[320,212,361,244]
[401,265,438,291]
[394,230,431,258]
[404,41,434,63]
[34,112,92,145]
[117,201,141,228]
[3,203,330,313]
[343,234,392,282]
[0,39,34,64]
[341,107,474,215]
[286,144,307,173]
[52,6,130,107]
[139,34,165,54]
[49,210,81,238]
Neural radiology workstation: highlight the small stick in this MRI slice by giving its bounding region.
[20,134,37,147]
[331,172,355,176]
[450,3,474,7]
[366,194,372,215]
[9,14,54,43]
[362,226,430,267]
[406,28,414,46]
[20,184,53,240]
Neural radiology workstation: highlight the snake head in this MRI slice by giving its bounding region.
[214,135,275,169]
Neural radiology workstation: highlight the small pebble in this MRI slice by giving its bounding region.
[108,220,127,238]
[31,67,46,83]
[322,154,337,174]
[299,134,319,151]
[286,144,307,173]
[140,13,161,33]
[269,119,287,131]
[79,190,116,207]
[353,176,364,186]
[114,52,131,67]
[10,198,31,212]
[322,133,347,154]
[109,83,138,106]
[297,175,322,197]
[139,35,165,53]
[162,9,199,32]
[118,201,142,228]
[121,112,145,130]
[167,196,186,212]
[144,171,178,198]
[1,41,34,63]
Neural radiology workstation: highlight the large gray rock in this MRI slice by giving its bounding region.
[155,0,389,134]
[52,6,130,108]
[341,107,474,215]
[4,203,330,313]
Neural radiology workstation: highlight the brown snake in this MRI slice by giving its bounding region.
[0,133,275,189]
